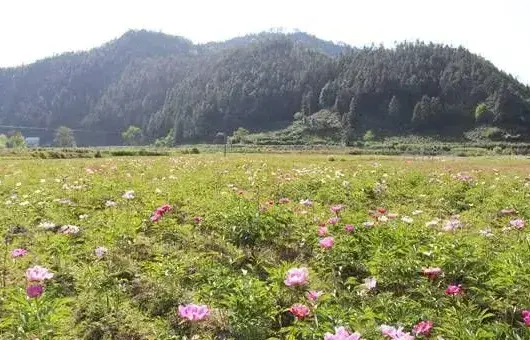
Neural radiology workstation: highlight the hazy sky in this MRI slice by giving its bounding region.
[1,0,529,85]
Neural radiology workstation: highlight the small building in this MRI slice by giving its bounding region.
[25,137,40,147]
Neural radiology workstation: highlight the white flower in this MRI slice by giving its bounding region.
[378,215,389,222]
[155,188,162,194]
[59,225,80,235]
[38,222,56,230]
[95,246,108,258]
[79,214,89,220]
[19,201,30,206]
[122,190,135,199]
[401,216,414,224]
[412,210,423,215]
[425,218,440,227]
[363,277,377,290]
[105,200,117,207]
[40,179,46,183]
[479,229,494,237]
[363,221,375,228]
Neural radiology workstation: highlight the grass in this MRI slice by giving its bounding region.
[1,154,530,339]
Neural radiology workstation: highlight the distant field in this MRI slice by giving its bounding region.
[2,154,530,339]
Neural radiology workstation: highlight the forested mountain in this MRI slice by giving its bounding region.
[0,30,529,145]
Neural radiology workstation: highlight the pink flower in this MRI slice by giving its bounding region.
[328,217,340,225]
[412,320,433,335]
[319,237,335,249]
[522,310,530,326]
[381,325,415,339]
[330,204,345,214]
[344,224,355,232]
[151,204,172,222]
[510,218,525,230]
[151,213,162,222]
[279,198,290,204]
[25,266,54,282]
[306,290,323,302]
[300,199,313,207]
[289,303,310,320]
[193,216,203,224]
[377,207,387,214]
[442,218,462,231]
[445,284,464,296]
[324,326,362,340]
[318,226,329,236]
[284,267,309,287]
[26,284,44,298]
[421,267,443,280]
[11,248,27,258]
[178,304,210,321]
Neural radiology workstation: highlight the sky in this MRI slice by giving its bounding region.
[1,0,529,85]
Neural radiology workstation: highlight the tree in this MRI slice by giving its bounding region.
[0,134,7,148]
[341,96,358,144]
[231,127,249,143]
[6,132,26,149]
[122,125,143,145]
[154,129,174,147]
[53,126,77,147]
[474,103,490,123]
[388,95,401,120]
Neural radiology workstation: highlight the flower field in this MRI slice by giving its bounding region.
[2,154,530,339]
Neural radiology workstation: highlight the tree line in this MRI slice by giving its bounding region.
[0,30,529,146]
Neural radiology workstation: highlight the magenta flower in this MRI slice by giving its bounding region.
[324,326,362,340]
[26,266,53,282]
[522,310,530,326]
[421,267,443,280]
[412,320,433,335]
[318,226,329,236]
[11,248,27,258]
[178,304,210,321]
[328,217,340,225]
[510,218,525,230]
[330,204,345,214]
[151,204,172,222]
[344,224,355,232]
[319,237,335,249]
[445,284,464,296]
[289,303,310,320]
[284,267,309,287]
[193,216,203,224]
[279,198,290,204]
[306,290,323,302]
[26,284,44,298]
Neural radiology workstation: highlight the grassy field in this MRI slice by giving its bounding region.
[2,154,530,339]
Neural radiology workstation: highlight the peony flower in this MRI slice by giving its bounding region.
[379,215,389,223]
[363,221,375,228]
[95,246,108,259]
[330,204,345,214]
[318,226,329,236]
[324,326,362,340]
[284,267,309,287]
[306,290,323,302]
[442,218,462,231]
[300,199,313,207]
[445,284,463,296]
[363,277,377,290]
[178,304,210,321]
[38,221,57,230]
[105,200,117,207]
[344,224,355,232]
[122,190,135,199]
[412,320,433,335]
[59,225,80,235]
[26,284,44,298]
[289,303,310,320]
[421,267,443,280]
[26,266,53,282]
[522,310,530,326]
[319,237,335,249]
[510,218,525,230]
[328,217,340,225]
[377,207,387,214]
[387,213,399,219]
[381,325,415,339]
[401,216,414,224]
[11,248,27,258]
[193,216,203,224]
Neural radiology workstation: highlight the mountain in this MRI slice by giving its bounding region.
[0,30,529,145]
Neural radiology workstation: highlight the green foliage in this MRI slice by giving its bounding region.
[7,132,26,149]
[53,126,77,147]
[363,130,375,141]
[475,103,490,123]
[121,125,143,146]
[154,129,174,147]
[0,134,8,148]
